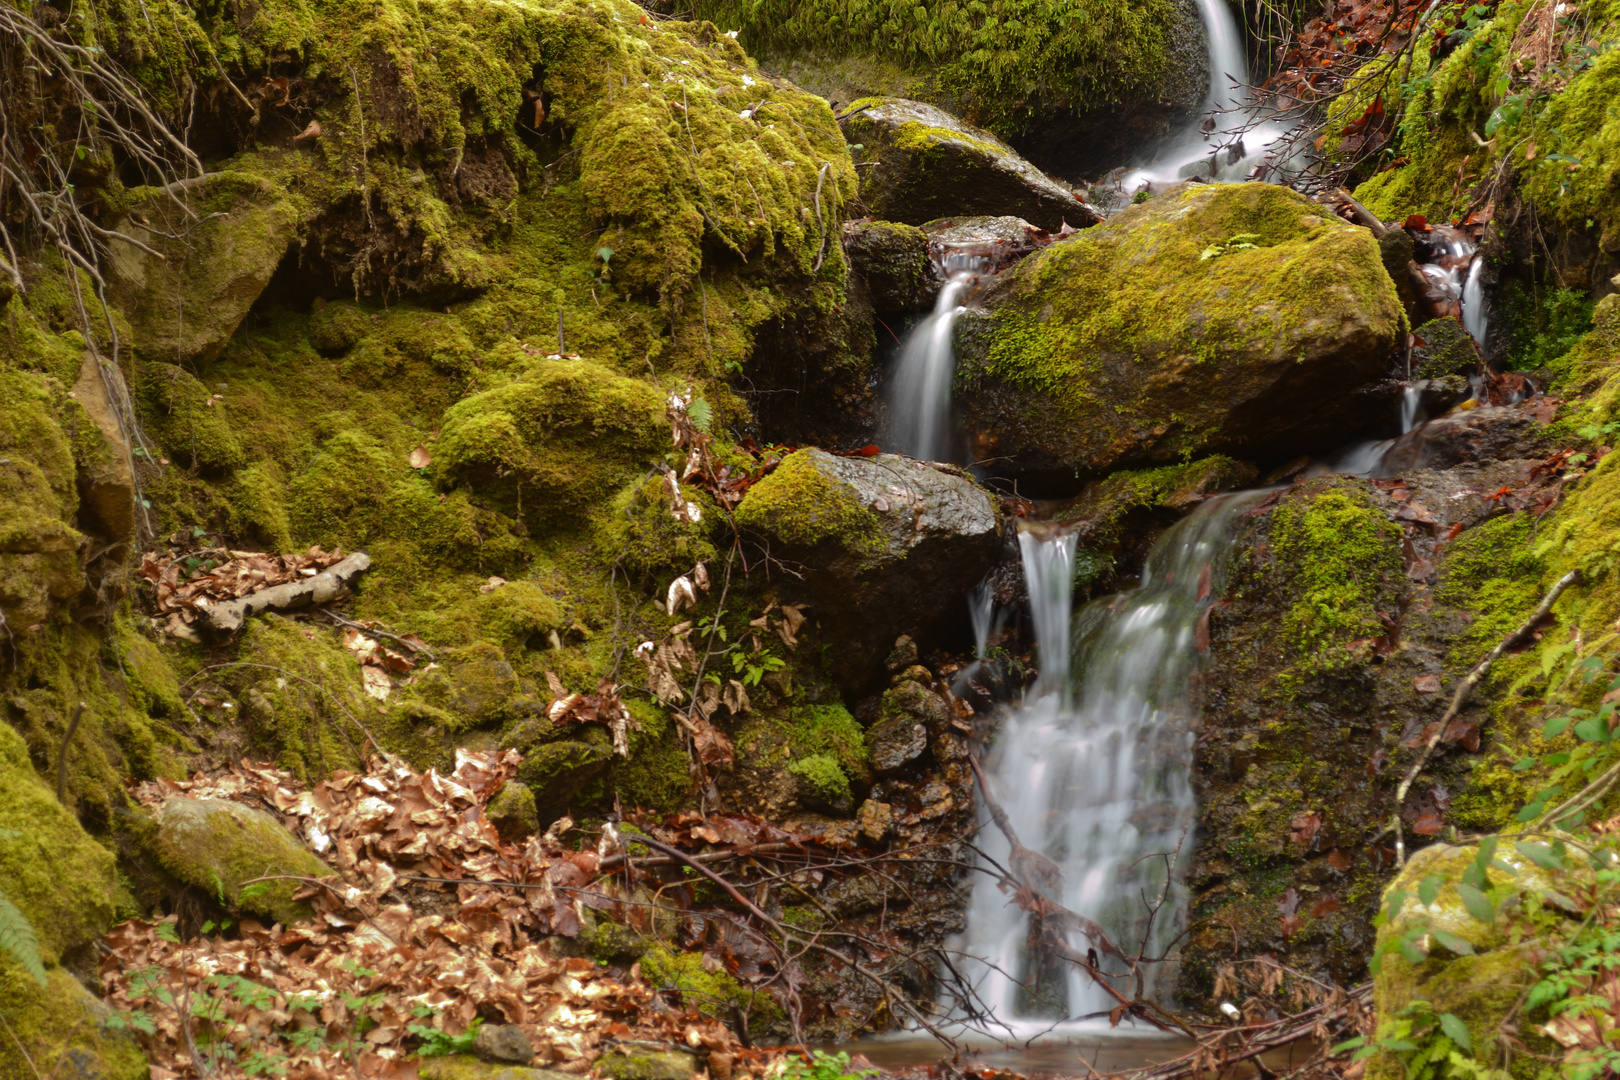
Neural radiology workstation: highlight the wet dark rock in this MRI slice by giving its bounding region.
[1411,316,1482,379]
[953,182,1404,489]
[1419,374,1473,416]
[734,450,1001,692]
[866,715,929,773]
[857,799,894,842]
[473,1023,534,1064]
[1380,402,1557,472]
[506,730,614,826]
[840,99,1102,231]
[843,219,933,312]
[885,635,919,672]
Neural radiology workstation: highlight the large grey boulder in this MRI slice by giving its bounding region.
[734,449,1002,690]
[840,99,1102,232]
[954,182,1405,484]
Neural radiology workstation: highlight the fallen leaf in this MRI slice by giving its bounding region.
[1327,848,1353,872]
[479,576,506,594]
[1289,811,1322,845]
[408,444,432,469]
[294,119,323,141]
[1414,674,1442,694]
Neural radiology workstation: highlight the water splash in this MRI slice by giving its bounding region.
[955,493,1267,1027]
[1399,382,1427,435]
[886,268,978,461]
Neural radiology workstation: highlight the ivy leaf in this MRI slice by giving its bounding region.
[1544,714,1574,737]
[1330,1037,1368,1056]
[1456,882,1496,924]
[1515,840,1565,870]
[1419,874,1443,906]
[595,246,614,264]
[1386,888,1410,921]
[1572,715,1612,743]
[1430,929,1476,956]
[1379,1039,1421,1052]
[1398,935,1429,964]
[1438,1013,1473,1054]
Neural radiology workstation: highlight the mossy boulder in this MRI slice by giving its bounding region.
[1367,843,1556,1080]
[152,796,333,926]
[840,98,1100,231]
[844,219,932,312]
[418,1058,576,1080]
[435,360,666,530]
[0,370,85,628]
[107,178,297,365]
[1411,317,1481,380]
[954,182,1405,484]
[0,723,138,1080]
[509,731,615,826]
[734,449,1000,690]
[0,723,118,963]
[137,362,248,473]
[0,967,146,1080]
[595,1048,696,1080]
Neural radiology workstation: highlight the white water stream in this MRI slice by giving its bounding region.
[955,493,1267,1027]
[1118,0,1289,188]
[885,263,980,461]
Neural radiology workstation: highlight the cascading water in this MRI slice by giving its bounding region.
[885,256,981,461]
[1118,0,1289,188]
[955,493,1266,1027]
[1462,257,1489,347]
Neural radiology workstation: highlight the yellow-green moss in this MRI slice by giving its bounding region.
[0,723,119,962]
[733,449,883,554]
[957,183,1403,472]
[0,369,84,628]
[434,359,667,528]
[686,0,1187,140]
[0,966,146,1080]
[1270,485,1405,678]
[596,472,722,581]
[638,943,784,1034]
[137,362,248,473]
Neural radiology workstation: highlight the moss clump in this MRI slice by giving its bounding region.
[137,362,248,472]
[733,449,883,555]
[844,219,929,311]
[438,580,567,654]
[954,182,1404,476]
[598,472,722,581]
[435,360,667,529]
[1269,485,1404,677]
[638,944,784,1035]
[1056,455,1257,542]
[787,752,851,805]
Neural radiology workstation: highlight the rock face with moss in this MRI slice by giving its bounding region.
[735,449,1001,689]
[955,182,1405,485]
[0,724,144,1080]
[841,99,1101,230]
[685,0,1208,177]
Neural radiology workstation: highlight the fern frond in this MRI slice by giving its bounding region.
[0,889,47,987]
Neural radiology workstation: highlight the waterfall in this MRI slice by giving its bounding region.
[1119,0,1288,188]
[885,269,976,461]
[1399,382,1426,435]
[1462,257,1488,347]
[956,493,1265,1027]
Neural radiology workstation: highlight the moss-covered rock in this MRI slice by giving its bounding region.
[735,449,1000,689]
[840,98,1098,230]
[418,1057,576,1080]
[843,219,932,312]
[487,780,540,843]
[683,0,1207,177]
[137,362,248,473]
[0,369,85,628]
[955,182,1405,484]
[0,723,118,963]
[435,360,666,530]
[511,731,615,825]
[107,178,297,366]
[1411,317,1482,380]
[0,967,147,1080]
[595,1048,696,1080]
[152,796,333,925]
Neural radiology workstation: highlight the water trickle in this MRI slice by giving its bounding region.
[1462,257,1489,347]
[1399,382,1427,435]
[885,268,977,461]
[956,493,1266,1027]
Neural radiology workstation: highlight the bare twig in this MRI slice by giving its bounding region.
[55,701,87,802]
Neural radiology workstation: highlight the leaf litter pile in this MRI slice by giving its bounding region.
[104,748,801,1079]
[141,545,352,641]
